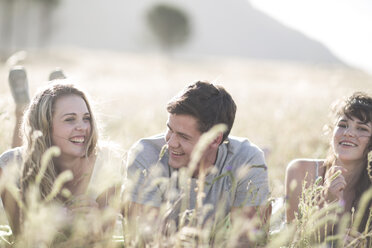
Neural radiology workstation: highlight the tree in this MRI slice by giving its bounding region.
[146,4,191,52]
[33,0,62,46]
[0,0,15,60]
[0,0,62,60]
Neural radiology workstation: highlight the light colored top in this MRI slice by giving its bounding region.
[0,145,123,204]
[315,160,321,180]
[126,133,269,224]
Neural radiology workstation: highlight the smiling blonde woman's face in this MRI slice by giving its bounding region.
[51,94,91,160]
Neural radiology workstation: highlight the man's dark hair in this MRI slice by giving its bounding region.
[166,81,237,141]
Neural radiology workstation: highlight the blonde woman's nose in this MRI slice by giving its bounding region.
[75,121,89,131]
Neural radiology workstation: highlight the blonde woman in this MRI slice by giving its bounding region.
[286,92,372,240]
[0,81,123,241]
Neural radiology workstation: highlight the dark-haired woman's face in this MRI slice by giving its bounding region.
[333,115,371,163]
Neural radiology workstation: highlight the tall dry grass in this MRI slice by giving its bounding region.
[0,48,371,247]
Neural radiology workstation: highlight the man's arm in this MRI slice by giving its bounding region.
[124,140,165,235]
[231,204,272,247]
[230,147,271,247]
[127,202,159,219]
[123,201,160,246]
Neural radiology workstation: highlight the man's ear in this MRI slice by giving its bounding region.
[210,133,223,149]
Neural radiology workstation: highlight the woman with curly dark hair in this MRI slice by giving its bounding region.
[286,92,372,243]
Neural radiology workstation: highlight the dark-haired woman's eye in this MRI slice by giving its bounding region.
[337,123,347,128]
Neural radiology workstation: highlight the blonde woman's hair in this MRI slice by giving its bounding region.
[20,81,98,200]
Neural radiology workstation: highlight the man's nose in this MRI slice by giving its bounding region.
[167,133,179,148]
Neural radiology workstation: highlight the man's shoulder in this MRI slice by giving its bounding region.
[226,136,263,155]
[222,136,266,170]
[131,133,166,153]
[128,134,167,169]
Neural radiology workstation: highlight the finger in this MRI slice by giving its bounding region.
[331,165,347,171]
[325,178,347,191]
[326,170,342,182]
[330,179,347,190]
[329,182,346,197]
[329,174,346,183]
[336,190,344,201]
[327,166,347,178]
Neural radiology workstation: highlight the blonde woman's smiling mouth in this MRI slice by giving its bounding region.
[69,136,85,144]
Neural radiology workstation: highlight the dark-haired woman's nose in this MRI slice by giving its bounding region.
[343,127,356,137]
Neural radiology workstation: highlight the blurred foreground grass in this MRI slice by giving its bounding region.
[1,48,371,195]
[0,48,371,247]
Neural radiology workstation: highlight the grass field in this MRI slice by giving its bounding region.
[0,48,371,247]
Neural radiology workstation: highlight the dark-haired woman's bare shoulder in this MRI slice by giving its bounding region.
[286,159,325,186]
[285,159,325,222]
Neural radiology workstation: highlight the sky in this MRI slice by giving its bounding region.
[250,0,372,73]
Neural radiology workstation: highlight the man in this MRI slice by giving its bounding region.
[125,81,270,245]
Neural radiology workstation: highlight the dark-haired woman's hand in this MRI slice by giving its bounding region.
[323,165,347,203]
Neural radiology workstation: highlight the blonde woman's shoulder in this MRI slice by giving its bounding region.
[96,141,126,162]
[0,147,23,169]
[95,141,126,176]
[88,141,125,197]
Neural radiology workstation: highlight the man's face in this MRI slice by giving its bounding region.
[165,114,202,169]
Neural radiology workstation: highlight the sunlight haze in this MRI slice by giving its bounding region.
[250,0,372,73]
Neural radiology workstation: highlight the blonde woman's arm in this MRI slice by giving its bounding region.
[0,150,22,236]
